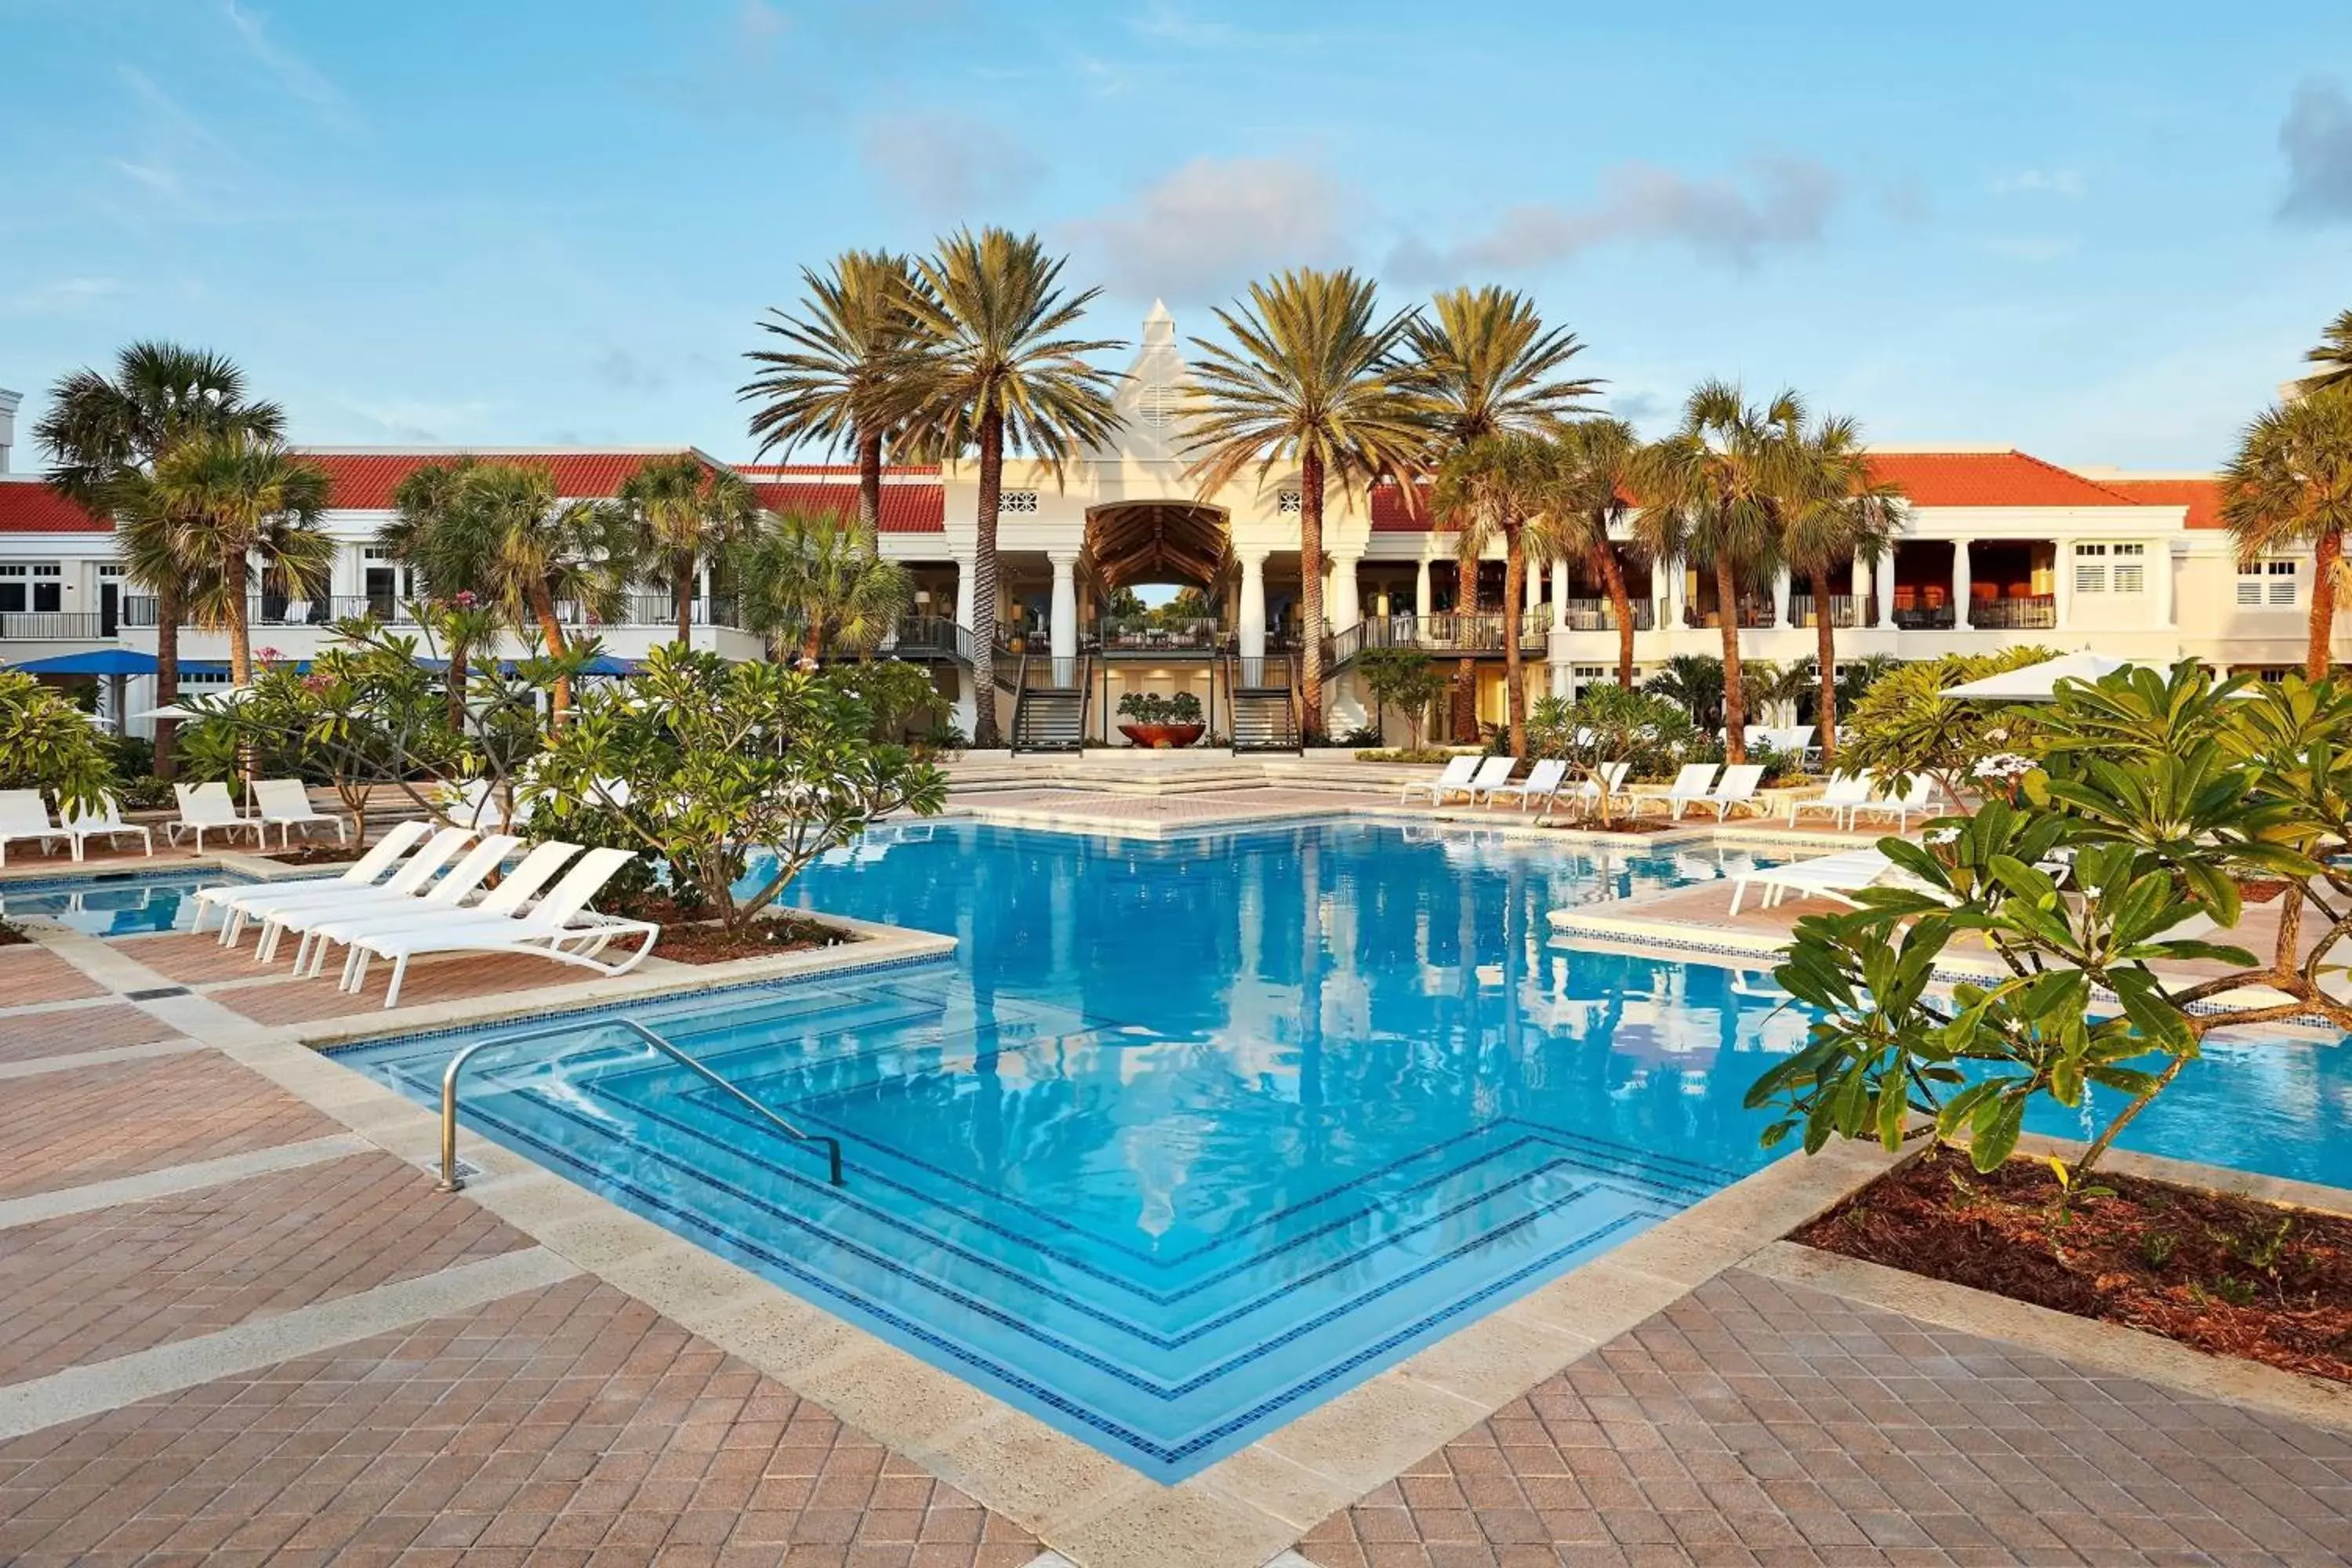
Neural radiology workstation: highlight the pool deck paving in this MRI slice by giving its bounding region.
[2,797,2352,1565]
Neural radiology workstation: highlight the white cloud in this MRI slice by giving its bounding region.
[2281,77,2352,224]
[1067,157,1355,299]
[1,278,128,315]
[222,1,358,131]
[859,114,1043,212]
[1392,157,1842,280]
[1990,169,2087,198]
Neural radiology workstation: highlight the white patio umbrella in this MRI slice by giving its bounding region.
[132,687,253,723]
[1941,652,2148,702]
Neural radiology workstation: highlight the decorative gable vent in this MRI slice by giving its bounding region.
[1277,490,1302,515]
[1136,383,1181,430]
[1000,490,1040,514]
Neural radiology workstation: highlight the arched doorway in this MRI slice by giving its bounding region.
[1084,501,1230,651]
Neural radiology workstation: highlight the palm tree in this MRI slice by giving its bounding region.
[379,459,634,723]
[2296,309,2352,398]
[1645,652,1726,728]
[1631,383,1797,764]
[1530,417,1643,691]
[734,508,913,662]
[740,250,935,546]
[1185,268,1428,739]
[1776,412,1904,760]
[617,454,756,645]
[33,342,284,777]
[142,431,334,685]
[1400,286,1598,742]
[2223,383,2352,677]
[898,229,1123,747]
[1432,433,1556,756]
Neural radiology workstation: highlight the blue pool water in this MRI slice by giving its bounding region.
[0,868,234,938]
[332,819,2352,1479]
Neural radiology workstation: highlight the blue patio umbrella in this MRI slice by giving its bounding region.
[5,649,231,677]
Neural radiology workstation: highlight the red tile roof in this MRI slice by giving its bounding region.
[1859,450,2141,508]
[738,463,942,477]
[2096,476,2224,529]
[0,478,110,534]
[1370,448,2146,531]
[289,449,706,510]
[749,475,946,533]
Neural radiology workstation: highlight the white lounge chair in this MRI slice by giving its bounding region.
[339,845,660,1007]
[1399,756,1478,804]
[234,826,476,956]
[1459,756,1519,804]
[1728,848,1909,916]
[250,779,349,848]
[1849,775,1938,832]
[292,837,576,978]
[1558,760,1633,818]
[1484,759,1570,811]
[60,793,154,861]
[0,790,70,864]
[193,818,432,936]
[261,833,520,966]
[1679,764,1766,822]
[1634,764,1722,818]
[1788,771,1877,829]
[167,782,264,852]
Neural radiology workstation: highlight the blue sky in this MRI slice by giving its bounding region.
[5,0,2350,470]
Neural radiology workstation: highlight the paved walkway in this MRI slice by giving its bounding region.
[4,859,2352,1566]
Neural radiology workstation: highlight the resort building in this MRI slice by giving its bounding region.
[0,317,2318,742]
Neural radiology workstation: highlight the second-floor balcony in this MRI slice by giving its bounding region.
[1559,598,1657,632]
[1969,593,2057,630]
[0,612,113,641]
[1682,601,1777,630]
[122,593,750,633]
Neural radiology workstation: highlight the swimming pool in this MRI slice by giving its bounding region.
[0,867,245,938]
[333,818,2352,1479]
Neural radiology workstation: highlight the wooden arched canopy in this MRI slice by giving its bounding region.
[1083,502,1229,589]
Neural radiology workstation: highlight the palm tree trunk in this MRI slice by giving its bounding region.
[225,554,253,687]
[969,409,1004,749]
[856,430,884,556]
[1812,567,1841,760]
[154,583,181,782]
[803,622,825,664]
[531,583,572,724]
[1298,448,1327,740]
[1452,558,1479,744]
[2310,528,2342,680]
[674,550,695,647]
[1715,555,1748,764]
[1501,527,1526,758]
[1594,532,1635,689]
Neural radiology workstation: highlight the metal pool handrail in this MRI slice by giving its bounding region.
[437,1016,845,1192]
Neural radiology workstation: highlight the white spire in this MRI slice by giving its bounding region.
[1142,299,1175,347]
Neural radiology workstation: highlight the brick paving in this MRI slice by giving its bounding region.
[216,950,609,1025]
[1297,1268,2352,1568]
[0,1000,178,1064]
[0,1049,340,1200]
[0,1275,1040,1568]
[0,946,106,1007]
[0,1151,532,1385]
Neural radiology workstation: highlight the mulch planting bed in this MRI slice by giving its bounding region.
[641,904,855,965]
[0,923,28,948]
[1537,818,1685,835]
[261,844,364,867]
[1798,1144,2352,1384]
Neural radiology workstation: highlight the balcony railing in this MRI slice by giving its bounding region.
[1093,615,1226,652]
[872,616,972,662]
[1682,601,1777,630]
[1891,605,1957,630]
[1788,593,1860,629]
[1969,594,2057,630]
[0,612,110,640]
[1559,597,1656,632]
[122,595,748,633]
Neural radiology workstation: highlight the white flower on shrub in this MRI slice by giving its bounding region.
[1972,751,2035,783]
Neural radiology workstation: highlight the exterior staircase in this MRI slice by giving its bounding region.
[1227,652,1301,754]
[1008,652,1090,754]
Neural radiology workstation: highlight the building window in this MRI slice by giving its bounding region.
[999,490,1039,514]
[2111,542,2146,594]
[0,562,62,614]
[2240,558,2298,607]
[1277,490,1302,515]
[2072,542,2107,594]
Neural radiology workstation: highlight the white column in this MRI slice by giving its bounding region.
[1414,557,1432,616]
[1665,558,1688,628]
[1328,550,1361,633]
[1238,548,1269,659]
[2152,539,2174,629]
[2052,539,2072,630]
[1875,550,1898,630]
[949,554,975,629]
[1524,562,1543,617]
[1048,551,1078,671]
[1550,560,1570,631]
[947,554,977,738]
[1951,539,1973,630]
[1770,566,1792,630]
[1849,555,1870,629]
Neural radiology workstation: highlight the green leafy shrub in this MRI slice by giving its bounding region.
[1836,644,2056,806]
[0,671,115,814]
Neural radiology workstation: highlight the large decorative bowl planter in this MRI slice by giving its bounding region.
[1119,722,1204,750]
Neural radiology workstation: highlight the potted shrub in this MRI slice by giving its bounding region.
[1117,690,1205,749]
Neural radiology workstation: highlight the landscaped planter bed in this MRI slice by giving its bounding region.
[631,902,859,965]
[1798,1145,2352,1385]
